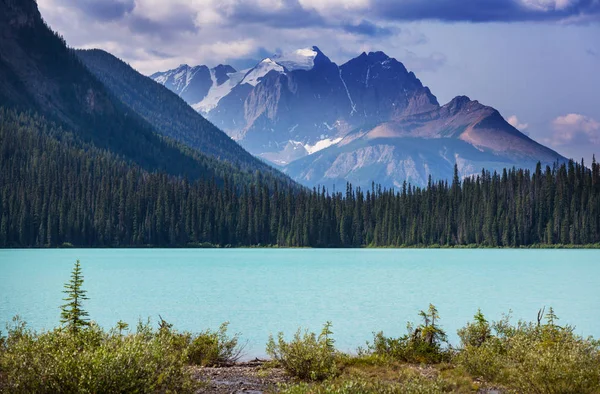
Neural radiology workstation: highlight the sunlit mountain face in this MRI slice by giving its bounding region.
[153,47,564,189]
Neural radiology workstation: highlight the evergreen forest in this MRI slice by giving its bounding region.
[2,108,599,248]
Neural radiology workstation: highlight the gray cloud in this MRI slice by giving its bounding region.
[43,0,600,53]
[371,0,600,23]
[402,51,447,72]
[341,20,395,37]
[66,0,134,21]
[222,0,326,28]
[147,49,173,59]
[36,0,600,77]
[211,0,600,29]
[128,13,197,37]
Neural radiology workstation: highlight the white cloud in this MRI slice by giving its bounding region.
[550,113,600,145]
[520,0,576,11]
[299,0,369,13]
[37,0,434,75]
[507,115,529,131]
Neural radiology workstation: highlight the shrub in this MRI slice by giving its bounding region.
[0,317,195,393]
[187,322,245,366]
[457,308,600,394]
[266,321,338,381]
[456,308,490,348]
[279,376,444,394]
[365,304,450,364]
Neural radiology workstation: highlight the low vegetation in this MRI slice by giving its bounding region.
[1,260,599,393]
[187,322,244,366]
[0,317,195,393]
[266,321,338,381]
[456,308,600,394]
[0,261,244,393]
[363,304,451,364]
[267,306,600,393]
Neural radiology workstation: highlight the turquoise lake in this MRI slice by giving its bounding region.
[1,249,599,358]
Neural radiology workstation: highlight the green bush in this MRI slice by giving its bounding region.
[187,322,244,366]
[149,317,244,367]
[456,308,491,348]
[0,317,195,393]
[266,321,338,381]
[279,376,444,394]
[0,261,248,392]
[457,308,600,394]
[365,304,450,364]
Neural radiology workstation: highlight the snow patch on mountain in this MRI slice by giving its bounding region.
[339,67,356,115]
[304,137,343,154]
[151,64,210,98]
[152,72,170,84]
[241,58,284,86]
[172,65,199,93]
[274,47,318,71]
[193,68,247,113]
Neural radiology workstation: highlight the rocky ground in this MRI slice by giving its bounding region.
[191,360,506,394]
[192,359,289,394]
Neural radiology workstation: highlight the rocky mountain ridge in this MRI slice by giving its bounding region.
[152,46,565,188]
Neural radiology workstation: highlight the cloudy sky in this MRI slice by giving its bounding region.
[37,0,600,164]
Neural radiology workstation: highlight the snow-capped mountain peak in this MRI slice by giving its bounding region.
[150,46,564,190]
[150,64,213,105]
[241,58,285,86]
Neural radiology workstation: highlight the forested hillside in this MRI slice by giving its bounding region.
[0,0,291,187]
[2,108,599,248]
[76,49,282,177]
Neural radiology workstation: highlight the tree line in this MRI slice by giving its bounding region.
[1,108,599,248]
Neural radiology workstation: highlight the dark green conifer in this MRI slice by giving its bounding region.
[60,260,89,333]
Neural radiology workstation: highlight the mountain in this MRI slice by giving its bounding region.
[150,63,246,114]
[76,49,284,177]
[152,47,566,189]
[153,48,438,164]
[284,96,564,189]
[0,0,291,187]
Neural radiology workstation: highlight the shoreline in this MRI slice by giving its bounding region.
[2,243,600,250]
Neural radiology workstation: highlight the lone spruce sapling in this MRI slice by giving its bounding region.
[416,304,447,347]
[60,260,90,333]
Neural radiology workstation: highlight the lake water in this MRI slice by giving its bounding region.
[1,249,599,358]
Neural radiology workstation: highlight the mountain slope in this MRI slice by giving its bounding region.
[76,49,284,177]
[0,0,204,179]
[151,46,566,189]
[339,51,439,120]
[0,0,293,188]
[150,64,213,104]
[153,48,442,166]
[284,96,565,189]
[150,63,245,114]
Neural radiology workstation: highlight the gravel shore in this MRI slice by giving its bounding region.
[192,360,289,394]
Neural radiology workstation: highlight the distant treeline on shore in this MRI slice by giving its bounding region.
[1,109,600,248]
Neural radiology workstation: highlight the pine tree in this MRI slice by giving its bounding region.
[60,260,89,333]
